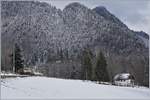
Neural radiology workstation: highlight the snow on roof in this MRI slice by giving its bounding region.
[114,73,133,80]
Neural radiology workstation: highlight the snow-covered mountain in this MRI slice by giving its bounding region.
[1,1,149,86]
[93,6,149,47]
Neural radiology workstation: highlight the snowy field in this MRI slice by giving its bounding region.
[1,76,150,99]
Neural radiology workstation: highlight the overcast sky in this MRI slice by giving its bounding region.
[41,0,150,34]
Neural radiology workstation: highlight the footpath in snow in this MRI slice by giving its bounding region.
[1,76,150,99]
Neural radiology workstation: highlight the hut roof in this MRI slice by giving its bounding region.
[114,73,134,80]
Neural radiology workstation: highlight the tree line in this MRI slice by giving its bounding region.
[8,43,110,83]
[81,48,110,82]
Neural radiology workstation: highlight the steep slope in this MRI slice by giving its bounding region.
[1,1,149,86]
[63,3,146,54]
[93,6,149,47]
[93,6,127,28]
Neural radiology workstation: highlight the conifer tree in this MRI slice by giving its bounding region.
[82,49,93,80]
[95,51,109,82]
[14,43,24,73]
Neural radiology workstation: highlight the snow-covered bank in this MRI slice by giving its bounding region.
[1,72,29,78]
[1,71,20,76]
[1,77,150,99]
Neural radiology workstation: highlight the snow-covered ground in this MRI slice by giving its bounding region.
[1,71,29,77]
[1,76,150,99]
[1,71,20,76]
